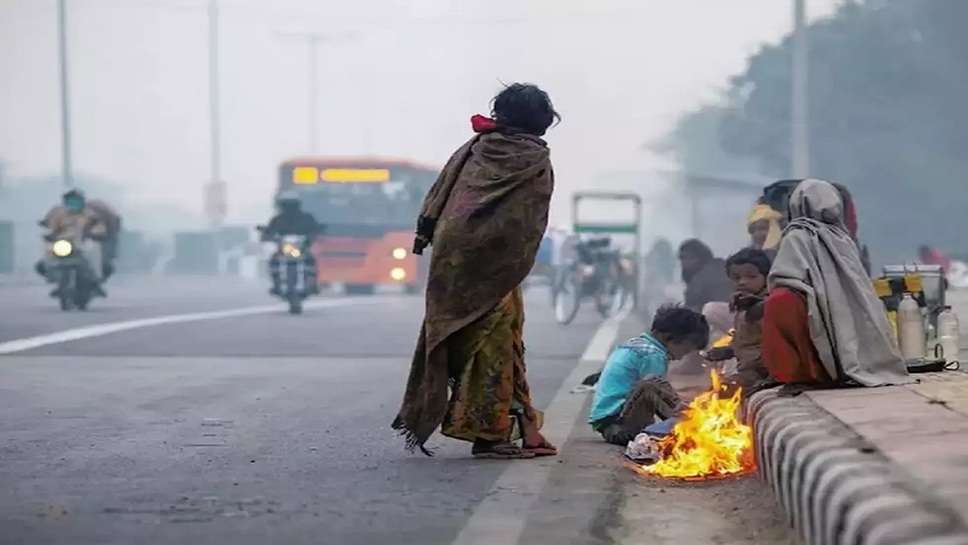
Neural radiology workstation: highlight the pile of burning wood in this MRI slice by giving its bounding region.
[629,370,755,480]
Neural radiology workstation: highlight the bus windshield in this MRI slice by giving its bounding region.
[277,161,437,235]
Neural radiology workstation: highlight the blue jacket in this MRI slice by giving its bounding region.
[588,333,669,427]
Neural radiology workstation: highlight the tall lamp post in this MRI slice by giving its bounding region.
[277,32,327,154]
[57,0,74,189]
[204,0,226,226]
[305,34,321,154]
[276,32,354,155]
[791,0,810,177]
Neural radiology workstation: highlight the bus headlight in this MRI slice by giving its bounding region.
[390,267,407,281]
[52,239,73,257]
[282,243,302,258]
[392,247,408,260]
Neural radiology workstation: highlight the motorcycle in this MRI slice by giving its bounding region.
[552,238,629,325]
[259,227,315,315]
[45,233,103,311]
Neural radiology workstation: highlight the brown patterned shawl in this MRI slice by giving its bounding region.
[391,131,554,453]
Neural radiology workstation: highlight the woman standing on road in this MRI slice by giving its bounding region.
[392,83,560,459]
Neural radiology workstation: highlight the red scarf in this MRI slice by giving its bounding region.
[470,114,498,133]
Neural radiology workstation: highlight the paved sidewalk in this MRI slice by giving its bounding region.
[747,288,968,545]
[750,370,968,545]
[811,372,968,521]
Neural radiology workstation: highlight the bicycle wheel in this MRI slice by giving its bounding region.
[554,269,582,325]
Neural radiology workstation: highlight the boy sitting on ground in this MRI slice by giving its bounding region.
[588,305,710,446]
[704,248,772,391]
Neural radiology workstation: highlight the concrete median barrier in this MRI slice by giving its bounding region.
[748,379,968,545]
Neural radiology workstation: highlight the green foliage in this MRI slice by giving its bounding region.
[669,0,968,262]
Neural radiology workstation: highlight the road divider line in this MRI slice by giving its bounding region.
[452,307,631,545]
[0,298,380,355]
[580,308,628,363]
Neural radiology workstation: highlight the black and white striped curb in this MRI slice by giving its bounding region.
[747,389,968,545]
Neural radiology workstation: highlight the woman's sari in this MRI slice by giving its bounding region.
[392,127,554,453]
[441,287,541,442]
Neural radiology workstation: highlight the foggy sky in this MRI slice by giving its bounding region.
[0,0,840,229]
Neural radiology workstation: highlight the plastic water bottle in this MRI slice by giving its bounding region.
[898,294,925,360]
[937,306,960,364]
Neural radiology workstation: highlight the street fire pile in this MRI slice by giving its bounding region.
[636,370,755,480]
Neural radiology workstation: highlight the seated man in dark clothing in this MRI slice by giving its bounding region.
[678,239,733,311]
[262,192,322,295]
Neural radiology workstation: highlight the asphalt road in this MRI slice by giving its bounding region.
[0,275,794,545]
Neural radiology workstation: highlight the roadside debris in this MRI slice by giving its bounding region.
[624,433,660,464]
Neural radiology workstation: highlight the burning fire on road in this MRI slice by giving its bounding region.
[639,370,755,480]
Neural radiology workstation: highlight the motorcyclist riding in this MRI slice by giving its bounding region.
[37,189,108,296]
[262,192,322,296]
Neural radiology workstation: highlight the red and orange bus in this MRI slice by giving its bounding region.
[276,157,438,294]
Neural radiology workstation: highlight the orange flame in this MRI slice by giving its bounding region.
[644,370,754,479]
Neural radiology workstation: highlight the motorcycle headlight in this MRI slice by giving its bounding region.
[282,243,301,258]
[392,247,408,260]
[52,239,73,257]
[581,264,596,277]
[390,267,407,281]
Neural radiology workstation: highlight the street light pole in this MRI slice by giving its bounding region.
[281,33,325,154]
[208,0,221,185]
[57,0,74,189]
[277,32,355,155]
[791,0,810,177]
[205,0,226,226]
[307,35,320,154]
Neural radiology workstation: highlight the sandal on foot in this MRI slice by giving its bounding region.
[472,442,536,460]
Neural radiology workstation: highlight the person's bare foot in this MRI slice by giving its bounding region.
[522,423,558,456]
[524,441,557,456]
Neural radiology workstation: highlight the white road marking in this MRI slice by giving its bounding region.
[451,307,632,545]
[0,298,379,355]
[581,308,628,363]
